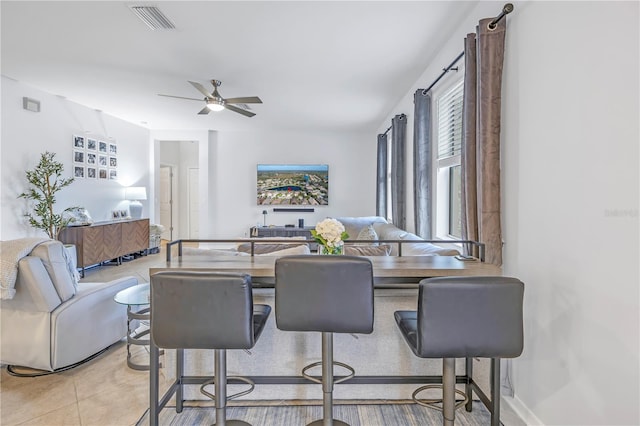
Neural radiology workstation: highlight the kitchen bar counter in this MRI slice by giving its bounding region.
[150,252,501,401]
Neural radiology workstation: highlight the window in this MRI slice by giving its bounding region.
[435,80,463,239]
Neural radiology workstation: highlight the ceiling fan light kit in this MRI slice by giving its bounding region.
[207,99,225,112]
[159,79,262,117]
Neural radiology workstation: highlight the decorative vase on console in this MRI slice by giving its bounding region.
[311,218,349,255]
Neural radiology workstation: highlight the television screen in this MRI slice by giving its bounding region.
[257,164,328,205]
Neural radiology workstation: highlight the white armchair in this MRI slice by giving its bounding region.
[0,239,137,371]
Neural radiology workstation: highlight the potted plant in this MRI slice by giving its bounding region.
[18,151,76,240]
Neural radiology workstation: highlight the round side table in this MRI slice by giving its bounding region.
[114,283,155,370]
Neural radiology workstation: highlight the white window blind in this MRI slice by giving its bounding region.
[437,80,464,161]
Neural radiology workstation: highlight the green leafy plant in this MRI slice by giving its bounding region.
[18,151,76,239]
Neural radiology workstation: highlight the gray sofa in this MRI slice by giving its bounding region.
[0,239,138,371]
[336,216,460,256]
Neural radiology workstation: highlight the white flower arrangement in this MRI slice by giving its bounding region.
[311,218,349,255]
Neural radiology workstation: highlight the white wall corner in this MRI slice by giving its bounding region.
[503,394,545,426]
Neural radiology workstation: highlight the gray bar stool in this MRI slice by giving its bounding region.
[149,271,271,426]
[275,255,374,426]
[394,276,524,426]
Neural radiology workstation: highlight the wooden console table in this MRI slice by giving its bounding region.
[59,219,149,276]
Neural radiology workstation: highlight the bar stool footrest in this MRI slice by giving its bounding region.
[308,420,349,426]
[200,376,255,401]
[412,384,469,412]
[301,360,355,385]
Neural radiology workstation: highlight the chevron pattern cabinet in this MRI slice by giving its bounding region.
[59,219,150,276]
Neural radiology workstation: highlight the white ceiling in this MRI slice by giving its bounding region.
[1,1,477,133]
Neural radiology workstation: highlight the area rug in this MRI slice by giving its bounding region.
[137,401,493,425]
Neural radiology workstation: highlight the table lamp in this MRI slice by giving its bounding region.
[125,186,147,219]
[262,210,268,227]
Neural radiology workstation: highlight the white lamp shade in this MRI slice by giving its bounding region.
[125,186,147,201]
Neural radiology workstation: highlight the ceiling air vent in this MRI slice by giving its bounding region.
[129,6,175,30]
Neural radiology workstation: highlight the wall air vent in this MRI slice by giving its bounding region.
[129,6,175,30]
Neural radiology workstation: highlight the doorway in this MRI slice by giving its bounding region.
[159,164,174,241]
[188,167,200,238]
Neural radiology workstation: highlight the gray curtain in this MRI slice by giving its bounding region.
[376,133,388,218]
[413,90,432,238]
[461,18,506,265]
[391,114,407,229]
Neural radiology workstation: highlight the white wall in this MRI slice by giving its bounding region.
[1,76,151,240]
[209,129,374,238]
[502,2,639,425]
[152,128,374,239]
[379,1,639,425]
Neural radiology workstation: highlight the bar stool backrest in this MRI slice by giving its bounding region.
[275,255,374,334]
[150,271,255,350]
[417,276,524,358]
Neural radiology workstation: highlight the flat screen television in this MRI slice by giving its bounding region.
[257,164,329,206]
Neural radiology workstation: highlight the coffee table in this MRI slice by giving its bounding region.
[113,283,153,370]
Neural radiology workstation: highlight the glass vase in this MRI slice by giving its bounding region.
[319,244,344,255]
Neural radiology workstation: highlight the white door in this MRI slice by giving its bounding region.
[188,167,199,238]
[159,165,173,240]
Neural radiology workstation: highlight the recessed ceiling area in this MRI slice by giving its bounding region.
[1,1,477,132]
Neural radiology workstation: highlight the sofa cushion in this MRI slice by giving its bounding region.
[345,244,391,256]
[402,242,460,256]
[336,216,387,240]
[256,244,310,256]
[30,241,77,302]
[237,242,306,255]
[373,223,408,240]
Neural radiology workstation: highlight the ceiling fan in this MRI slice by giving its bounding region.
[158,79,262,117]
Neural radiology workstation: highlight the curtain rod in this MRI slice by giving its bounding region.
[381,113,407,136]
[381,4,513,135]
[421,3,513,95]
[489,3,514,29]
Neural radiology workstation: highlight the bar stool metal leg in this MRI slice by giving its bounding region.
[213,349,251,426]
[308,332,348,426]
[443,358,455,426]
[490,357,501,426]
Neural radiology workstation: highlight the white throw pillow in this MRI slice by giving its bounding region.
[257,244,311,256]
[355,225,378,245]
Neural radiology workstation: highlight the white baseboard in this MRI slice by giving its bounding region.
[503,394,545,426]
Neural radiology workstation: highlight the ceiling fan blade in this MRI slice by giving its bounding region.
[197,106,210,115]
[225,96,262,104]
[158,94,203,101]
[225,104,256,117]
[189,81,213,98]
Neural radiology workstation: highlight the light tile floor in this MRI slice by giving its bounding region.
[0,248,526,426]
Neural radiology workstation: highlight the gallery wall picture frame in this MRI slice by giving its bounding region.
[74,166,85,178]
[99,168,108,179]
[73,135,85,149]
[99,141,107,153]
[73,150,84,164]
[109,157,117,168]
[87,153,96,165]
[87,138,97,151]
[87,167,97,179]
[109,169,117,180]
[109,143,117,155]
[98,155,107,166]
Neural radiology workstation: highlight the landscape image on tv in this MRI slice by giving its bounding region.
[257,164,328,205]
